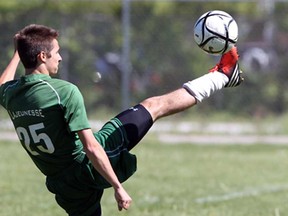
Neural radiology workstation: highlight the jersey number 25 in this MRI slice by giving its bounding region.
[16,123,55,156]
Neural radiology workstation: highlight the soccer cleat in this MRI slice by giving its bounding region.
[210,46,244,87]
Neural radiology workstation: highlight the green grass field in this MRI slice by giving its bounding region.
[1,138,288,216]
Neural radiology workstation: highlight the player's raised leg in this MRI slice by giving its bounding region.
[146,46,243,121]
[209,46,243,87]
[114,46,243,151]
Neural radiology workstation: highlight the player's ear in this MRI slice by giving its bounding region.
[37,51,47,62]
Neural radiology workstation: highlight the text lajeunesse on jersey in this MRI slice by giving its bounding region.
[8,109,45,120]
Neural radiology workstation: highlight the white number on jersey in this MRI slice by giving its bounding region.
[16,123,55,155]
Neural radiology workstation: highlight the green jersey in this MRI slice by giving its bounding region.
[0,74,91,176]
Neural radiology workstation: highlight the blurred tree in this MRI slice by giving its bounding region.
[0,1,288,117]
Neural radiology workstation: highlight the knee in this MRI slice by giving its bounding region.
[140,96,161,121]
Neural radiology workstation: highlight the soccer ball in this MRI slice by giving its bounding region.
[193,10,238,55]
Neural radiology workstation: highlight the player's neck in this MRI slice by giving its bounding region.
[25,69,49,76]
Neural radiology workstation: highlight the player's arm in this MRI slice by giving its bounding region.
[77,128,132,211]
[0,51,20,85]
[0,34,20,85]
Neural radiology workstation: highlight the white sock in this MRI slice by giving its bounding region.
[183,72,228,102]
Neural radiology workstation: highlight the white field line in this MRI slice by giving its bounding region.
[195,184,288,204]
[158,134,288,145]
[2,120,288,145]
[3,132,288,145]
[3,133,288,145]
[275,208,280,216]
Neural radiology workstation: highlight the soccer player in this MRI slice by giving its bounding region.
[0,24,243,216]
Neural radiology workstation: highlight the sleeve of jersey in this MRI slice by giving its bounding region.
[0,82,10,108]
[63,85,91,132]
[0,84,5,107]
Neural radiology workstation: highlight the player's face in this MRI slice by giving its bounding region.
[46,39,62,75]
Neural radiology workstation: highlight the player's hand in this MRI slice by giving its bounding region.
[114,185,132,211]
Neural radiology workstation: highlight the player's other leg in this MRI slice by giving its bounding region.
[88,206,101,216]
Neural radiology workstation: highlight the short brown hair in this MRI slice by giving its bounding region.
[17,24,59,69]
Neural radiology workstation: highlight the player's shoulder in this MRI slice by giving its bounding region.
[45,78,82,99]
[46,77,78,90]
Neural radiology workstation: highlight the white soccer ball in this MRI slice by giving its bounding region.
[194,10,238,55]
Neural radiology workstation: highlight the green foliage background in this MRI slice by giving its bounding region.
[0,1,287,117]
